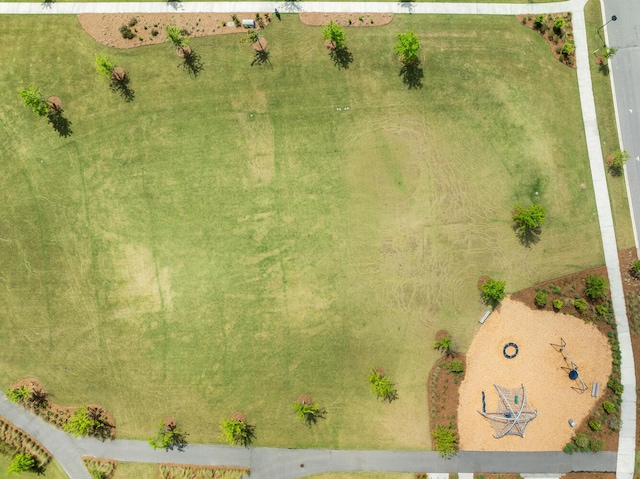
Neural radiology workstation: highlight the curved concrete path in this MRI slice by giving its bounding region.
[0,0,635,478]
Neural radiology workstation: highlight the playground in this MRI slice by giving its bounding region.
[458,298,612,451]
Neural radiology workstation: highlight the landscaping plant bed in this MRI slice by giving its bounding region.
[0,415,51,470]
[78,12,271,49]
[159,463,249,479]
[517,12,576,68]
[299,12,393,27]
[83,457,118,479]
[9,378,116,440]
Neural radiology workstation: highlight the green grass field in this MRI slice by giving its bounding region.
[0,13,604,449]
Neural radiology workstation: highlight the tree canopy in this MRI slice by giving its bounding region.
[394,31,420,66]
[95,55,116,79]
[19,84,48,117]
[322,21,346,50]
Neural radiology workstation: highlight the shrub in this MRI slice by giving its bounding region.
[148,420,188,450]
[8,453,35,474]
[8,386,32,404]
[553,17,565,33]
[596,304,608,316]
[608,149,630,176]
[562,43,574,55]
[608,416,622,431]
[431,426,458,458]
[433,335,457,357]
[603,401,615,414]
[480,278,506,307]
[533,15,545,29]
[584,274,607,300]
[368,367,398,402]
[588,420,602,432]
[574,298,587,313]
[151,28,159,37]
[359,15,364,21]
[607,378,624,396]
[119,25,135,39]
[573,433,590,449]
[448,359,464,374]
[553,286,562,294]
[535,291,548,307]
[128,16,138,27]
[563,442,578,454]
[590,437,604,452]
[348,18,352,24]
[553,299,563,310]
[631,260,640,278]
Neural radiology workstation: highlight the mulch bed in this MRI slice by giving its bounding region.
[78,12,271,49]
[516,12,576,68]
[299,12,393,27]
[9,378,116,440]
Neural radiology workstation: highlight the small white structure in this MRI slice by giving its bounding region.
[479,310,491,324]
[242,19,256,28]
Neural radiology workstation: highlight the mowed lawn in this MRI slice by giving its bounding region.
[0,14,602,449]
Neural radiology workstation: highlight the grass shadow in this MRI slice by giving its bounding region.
[251,49,271,67]
[109,76,135,102]
[47,110,72,137]
[512,223,542,248]
[180,50,204,77]
[400,60,423,89]
[329,47,353,70]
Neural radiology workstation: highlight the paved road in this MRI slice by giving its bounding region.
[0,1,635,478]
[602,0,640,250]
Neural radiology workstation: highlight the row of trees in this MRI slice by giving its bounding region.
[147,368,398,449]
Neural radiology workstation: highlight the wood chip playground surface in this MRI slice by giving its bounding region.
[458,298,612,451]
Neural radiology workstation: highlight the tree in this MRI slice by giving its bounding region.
[322,21,346,50]
[367,367,398,403]
[148,420,188,450]
[603,46,617,60]
[291,401,325,425]
[433,335,457,357]
[165,25,189,55]
[608,148,629,176]
[480,278,506,308]
[8,453,35,474]
[394,31,420,66]
[512,204,546,234]
[64,406,107,438]
[219,417,255,446]
[95,55,116,79]
[584,274,608,300]
[19,84,49,117]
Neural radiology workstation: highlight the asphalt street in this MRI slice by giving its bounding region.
[602,0,640,249]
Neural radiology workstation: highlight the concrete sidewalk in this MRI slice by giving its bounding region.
[0,0,583,15]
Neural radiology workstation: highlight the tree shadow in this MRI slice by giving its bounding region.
[180,50,204,77]
[512,223,542,248]
[304,407,327,426]
[282,1,301,12]
[41,0,55,9]
[239,423,257,447]
[47,110,72,137]
[165,432,188,451]
[329,47,353,69]
[251,49,271,66]
[598,62,610,75]
[109,76,135,102]
[167,0,183,10]
[399,60,423,89]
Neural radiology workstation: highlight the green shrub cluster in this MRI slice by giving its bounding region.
[534,291,548,307]
[431,425,458,458]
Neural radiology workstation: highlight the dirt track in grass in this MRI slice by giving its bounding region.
[458,298,611,451]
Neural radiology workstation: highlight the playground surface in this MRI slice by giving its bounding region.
[458,298,612,451]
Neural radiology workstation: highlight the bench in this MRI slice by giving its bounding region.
[479,310,491,324]
[591,382,600,397]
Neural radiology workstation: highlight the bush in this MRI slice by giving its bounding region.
[596,304,608,316]
[552,286,562,294]
[480,278,506,307]
[603,401,615,414]
[128,16,138,27]
[151,28,159,37]
[584,274,607,300]
[608,416,622,431]
[448,358,464,374]
[119,25,135,39]
[631,260,640,278]
[563,442,578,454]
[8,453,35,474]
[608,149,630,176]
[553,299,563,310]
[574,298,587,313]
[431,426,458,458]
[588,420,602,431]
[608,378,624,396]
[553,17,565,33]
[533,15,545,29]
[590,437,604,452]
[562,43,574,55]
[8,386,31,404]
[573,433,590,449]
[535,291,548,307]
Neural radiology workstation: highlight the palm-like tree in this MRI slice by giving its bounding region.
[219,414,256,446]
[433,334,457,357]
[292,396,325,425]
[165,25,190,57]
